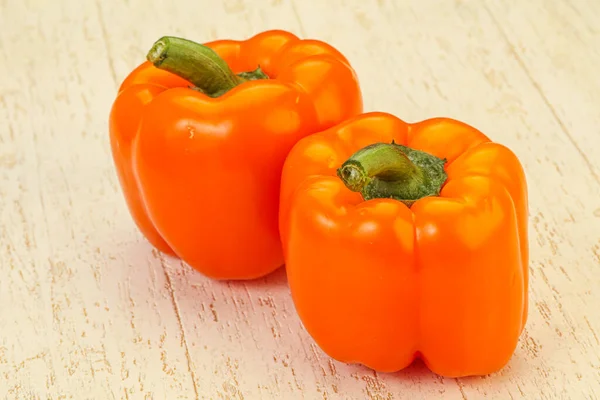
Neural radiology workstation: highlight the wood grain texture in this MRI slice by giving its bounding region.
[0,0,598,399]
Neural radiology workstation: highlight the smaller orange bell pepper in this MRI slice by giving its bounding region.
[109,30,362,280]
[279,112,528,377]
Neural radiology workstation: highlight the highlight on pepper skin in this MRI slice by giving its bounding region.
[109,29,363,280]
[279,111,528,378]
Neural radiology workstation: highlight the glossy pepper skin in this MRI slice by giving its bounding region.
[109,30,362,280]
[279,112,528,377]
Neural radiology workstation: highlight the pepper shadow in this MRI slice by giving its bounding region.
[227,264,289,290]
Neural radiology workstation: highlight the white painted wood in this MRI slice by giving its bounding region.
[0,0,598,398]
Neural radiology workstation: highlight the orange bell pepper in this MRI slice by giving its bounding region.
[279,112,528,377]
[109,30,362,280]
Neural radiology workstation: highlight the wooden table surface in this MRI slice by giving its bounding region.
[1,0,599,398]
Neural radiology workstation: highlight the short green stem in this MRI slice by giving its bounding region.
[336,142,447,207]
[146,36,268,97]
[237,67,269,81]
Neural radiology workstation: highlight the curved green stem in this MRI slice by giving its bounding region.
[146,36,268,97]
[337,142,447,207]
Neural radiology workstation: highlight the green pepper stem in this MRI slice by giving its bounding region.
[336,142,447,207]
[146,36,267,97]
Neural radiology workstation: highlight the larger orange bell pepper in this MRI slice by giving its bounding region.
[279,112,528,377]
[109,30,362,280]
